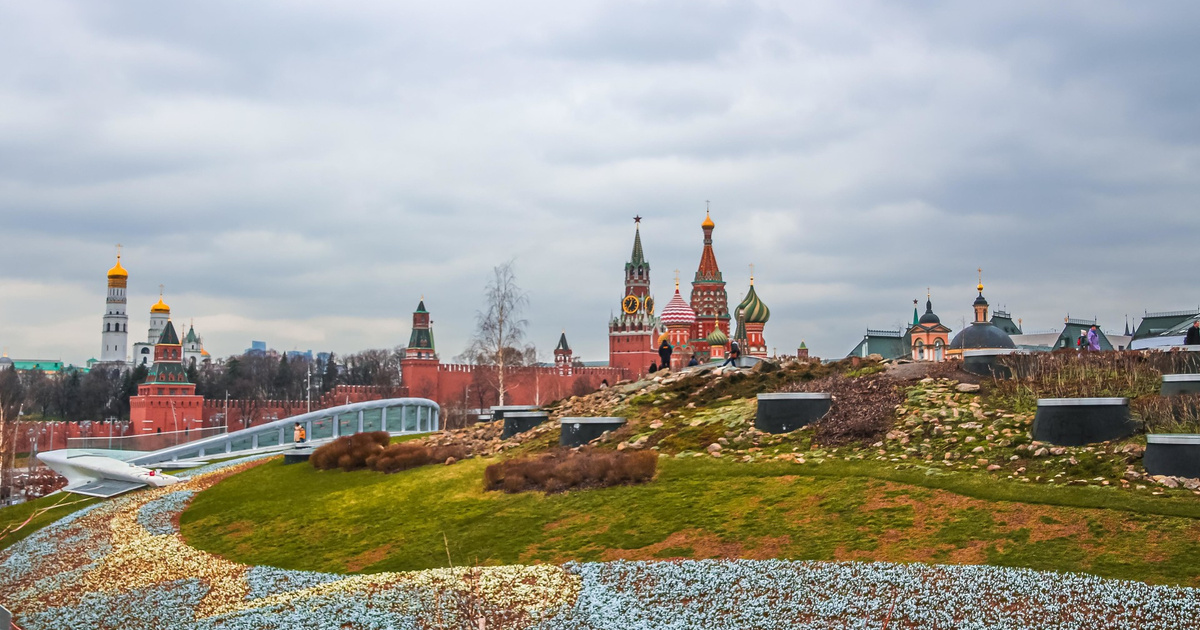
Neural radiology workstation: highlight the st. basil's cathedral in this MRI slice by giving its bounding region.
[609,210,771,377]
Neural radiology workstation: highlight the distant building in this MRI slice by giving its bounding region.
[848,328,908,361]
[245,341,268,356]
[100,251,130,364]
[945,276,1016,359]
[1130,309,1200,349]
[906,294,952,362]
[1010,317,1123,352]
[990,310,1023,336]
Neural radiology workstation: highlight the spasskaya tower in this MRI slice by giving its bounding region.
[608,216,660,379]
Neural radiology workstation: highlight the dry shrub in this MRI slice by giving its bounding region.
[990,351,1200,413]
[310,432,466,473]
[373,442,467,473]
[1133,394,1200,434]
[484,448,657,494]
[310,431,390,471]
[780,374,902,446]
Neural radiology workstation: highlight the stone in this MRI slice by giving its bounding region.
[955,383,981,393]
[971,446,985,453]
[444,457,456,466]
[987,464,1002,471]
[1184,478,1200,491]
[1033,447,1049,457]
[706,443,723,453]
[1050,447,1066,456]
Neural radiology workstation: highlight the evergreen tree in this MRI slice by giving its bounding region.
[322,353,339,394]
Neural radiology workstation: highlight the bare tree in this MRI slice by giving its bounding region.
[459,261,533,406]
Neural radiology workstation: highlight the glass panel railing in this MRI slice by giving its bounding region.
[311,417,334,441]
[229,436,253,453]
[363,408,383,433]
[257,430,280,448]
[338,412,358,437]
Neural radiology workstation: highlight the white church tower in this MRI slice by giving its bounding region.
[133,287,171,367]
[100,249,129,364]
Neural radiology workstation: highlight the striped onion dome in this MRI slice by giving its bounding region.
[706,327,728,346]
[737,283,770,324]
[660,287,697,327]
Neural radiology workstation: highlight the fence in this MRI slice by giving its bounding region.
[67,425,229,452]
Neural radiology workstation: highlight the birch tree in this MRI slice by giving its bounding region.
[460,261,532,406]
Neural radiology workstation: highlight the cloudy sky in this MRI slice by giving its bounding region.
[3,1,1199,365]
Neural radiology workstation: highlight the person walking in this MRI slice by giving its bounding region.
[658,339,673,372]
[1185,321,1200,346]
[1087,325,1102,352]
[721,341,741,367]
[293,422,306,444]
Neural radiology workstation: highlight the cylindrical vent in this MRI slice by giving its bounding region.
[1161,374,1200,397]
[490,405,540,422]
[755,393,832,434]
[962,349,1017,379]
[1144,434,1200,479]
[1032,398,1134,446]
[559,417,626,447]
[502,411,550,438]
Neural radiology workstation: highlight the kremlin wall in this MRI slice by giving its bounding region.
[13,211,779,440]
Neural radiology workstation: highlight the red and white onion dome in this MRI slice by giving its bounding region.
[660,287,697,327]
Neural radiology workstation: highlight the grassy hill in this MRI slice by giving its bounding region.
[180,358,1200,586]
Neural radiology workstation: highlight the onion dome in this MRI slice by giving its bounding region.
[706,327,729,346]
[701,211,715,229]
[660,286,697,327]
[151,296,171,313]
[737,282,770,324]
[918,298,941,325]
[107,256,128,279]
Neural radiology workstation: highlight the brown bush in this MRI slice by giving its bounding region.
[1133,393,1200,434]
[484,448,657,494]
[373,442,467,473]
[780,374,902,446]
[310,432,466,473]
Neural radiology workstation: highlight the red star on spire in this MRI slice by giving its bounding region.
[633,215,642,224]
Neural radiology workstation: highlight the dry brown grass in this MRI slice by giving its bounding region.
[311,431,466,473]
[780,375,903,446]
[484,448,657,494]
[1133,393,1200,434]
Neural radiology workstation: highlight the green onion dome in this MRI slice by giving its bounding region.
[706,327,729,346]
[737,283,770,324]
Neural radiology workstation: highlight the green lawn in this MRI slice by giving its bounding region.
[0,493,99,551]
[180,456,1200,585]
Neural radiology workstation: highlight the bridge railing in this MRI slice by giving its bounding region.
[67,426,229,452]
[126,398,440,467]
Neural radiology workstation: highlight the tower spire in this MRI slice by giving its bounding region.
[630,217,646,266]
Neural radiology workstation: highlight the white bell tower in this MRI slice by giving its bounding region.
[100,246,129,364]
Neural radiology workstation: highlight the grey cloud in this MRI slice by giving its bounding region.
[1,1,1199,364]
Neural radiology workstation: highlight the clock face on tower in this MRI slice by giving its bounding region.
[622,295,639,314]
[644,296,655,314]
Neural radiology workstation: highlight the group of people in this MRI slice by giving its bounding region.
[649,338,741,373]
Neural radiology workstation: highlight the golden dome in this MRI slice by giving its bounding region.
[151,296,170,313]
[701,211,715,229]
[107,256,128,279]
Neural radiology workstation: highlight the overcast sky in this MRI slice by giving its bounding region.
[3,1,1200,365]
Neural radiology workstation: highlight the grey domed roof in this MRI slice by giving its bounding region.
[949,322,1016,350]
[918,299,941,325]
